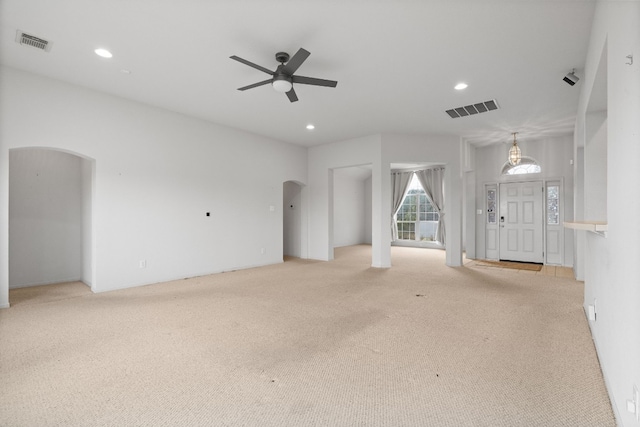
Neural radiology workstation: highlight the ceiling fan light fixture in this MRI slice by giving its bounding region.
[272,78,292,93]
[231,48,337,103]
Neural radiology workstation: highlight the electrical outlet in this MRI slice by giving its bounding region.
[139,260,146,268]
[260,248,265,255]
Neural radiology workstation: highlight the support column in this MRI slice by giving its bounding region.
[371,153,391,268]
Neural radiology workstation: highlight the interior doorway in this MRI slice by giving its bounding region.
[283,180,303,259]
[332,166,372,250]
[8,148,94,297]
[331,165,372,259]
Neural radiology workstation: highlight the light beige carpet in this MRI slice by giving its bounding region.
[0,245,615,426]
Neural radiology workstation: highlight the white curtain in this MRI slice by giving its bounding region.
[415,167,445,245]
[391,171,413,241]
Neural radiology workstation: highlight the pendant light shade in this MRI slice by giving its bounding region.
[508,132,522,166]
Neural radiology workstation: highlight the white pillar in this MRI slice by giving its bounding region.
[371,153,391,268]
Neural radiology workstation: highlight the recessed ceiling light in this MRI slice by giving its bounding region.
[120,69,131,74]
[454,82,468,90]
[94,48,113,58]
[306,124,315,130]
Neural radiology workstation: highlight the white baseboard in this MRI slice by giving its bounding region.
[9,277,83,289]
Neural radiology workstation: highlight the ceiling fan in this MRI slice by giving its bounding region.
[230,48,338,103]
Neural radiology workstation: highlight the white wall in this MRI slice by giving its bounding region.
[471,136,575,265]
[0,66,307,305]
[573,147,585,280]
[81,157,94,285]
[575,2,640,425]
[9,148,83,287]
[364,175,372,245]
[333,169,366,247]
[584,112,607,222]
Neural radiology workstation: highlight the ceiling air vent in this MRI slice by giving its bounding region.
[15,30,52,52]
[446,99,499,118]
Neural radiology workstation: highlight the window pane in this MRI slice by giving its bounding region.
[506,164,542,175]
[487,189,496,224]
[547,185,559,225]
[397,222,415,240]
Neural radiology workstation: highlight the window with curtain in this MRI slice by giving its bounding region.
[396,175,440,242]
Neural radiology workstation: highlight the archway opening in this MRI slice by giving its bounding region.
[8,147,94,303]
[283,180,304,259]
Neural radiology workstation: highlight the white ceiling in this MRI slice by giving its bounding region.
[0,0,595,148]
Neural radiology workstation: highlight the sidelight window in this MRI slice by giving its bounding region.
[547,185,560,225]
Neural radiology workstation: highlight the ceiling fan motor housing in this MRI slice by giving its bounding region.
[273,73,292,83]
[275,52,290,64]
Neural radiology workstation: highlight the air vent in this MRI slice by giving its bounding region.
[446,99,499,118]
[15,30,52,52]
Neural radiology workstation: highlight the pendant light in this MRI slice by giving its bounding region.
[508,132,522,166]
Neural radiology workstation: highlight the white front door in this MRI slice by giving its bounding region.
[499,181,544,263]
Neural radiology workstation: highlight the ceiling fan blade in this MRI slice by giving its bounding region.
[286,88,299,103]
[292,75,338,88]
[230,55,274,75]
[237,79,272,91]
[282,48,310,75]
